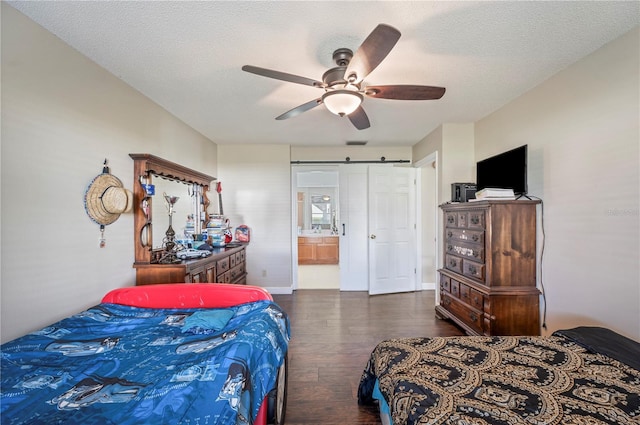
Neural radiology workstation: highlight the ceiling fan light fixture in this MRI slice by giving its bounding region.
[322,90,363,117]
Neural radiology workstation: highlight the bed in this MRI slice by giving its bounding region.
[1,284,290,425]
[358,327,640,425]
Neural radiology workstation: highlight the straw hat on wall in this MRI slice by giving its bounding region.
[84,173,133,226]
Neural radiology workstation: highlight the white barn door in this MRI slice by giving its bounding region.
[339,164,369,291]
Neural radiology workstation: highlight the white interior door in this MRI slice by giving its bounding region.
[368,166,417,295]
[339,164,369,291]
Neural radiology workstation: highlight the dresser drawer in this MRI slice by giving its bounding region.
[459,282,470,304]
[217,256,230,273]
[440,294,483,334]
[463,260,485,281]
[457,212,468,228]
[470,288,484,310]
[445,212,458,227]
[445,254,463,274]
[450,280,460,298]
[229,253,237,268]
[218,270,231,283]
[447,228,484,245]
[447,241,485,263]
[440,274,451,293]
[229,263,245,282]
[468,211,485,229]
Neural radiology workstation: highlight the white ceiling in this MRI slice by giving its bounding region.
[7,1,639,147]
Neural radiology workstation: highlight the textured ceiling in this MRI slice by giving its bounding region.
[7,1,639,147]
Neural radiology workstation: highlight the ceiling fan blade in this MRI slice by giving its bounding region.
[364,85,446,100]
[345,24,401,84]
[275,98,323,120]
[242,65,325,88]
[348,106,370,130]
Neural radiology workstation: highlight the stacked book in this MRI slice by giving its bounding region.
[205,214,229,247]
[472,188,516,201]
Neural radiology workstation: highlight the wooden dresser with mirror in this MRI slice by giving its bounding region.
[130,153,247,286]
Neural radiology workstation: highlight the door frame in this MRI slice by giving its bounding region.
[291,160,433,293]
[414,152,439,293]
[291,165,340,290]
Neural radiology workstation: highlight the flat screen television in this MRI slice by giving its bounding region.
[476,144,528,195]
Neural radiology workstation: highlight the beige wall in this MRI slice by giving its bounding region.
[414,28,639,339]
[1,4,217,343]
[413,123,474,205]
[476,27,639,339]
[217,145,292,292]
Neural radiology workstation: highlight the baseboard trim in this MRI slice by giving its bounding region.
[262,286,294,295]
[422,282,436,291]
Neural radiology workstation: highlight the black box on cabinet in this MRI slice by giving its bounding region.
[451,183,477,202]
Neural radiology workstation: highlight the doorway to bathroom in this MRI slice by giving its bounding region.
[293,166,340,289]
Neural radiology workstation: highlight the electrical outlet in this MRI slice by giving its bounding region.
[262,270,267,277]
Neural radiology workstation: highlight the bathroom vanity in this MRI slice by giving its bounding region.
[297,233,339,265]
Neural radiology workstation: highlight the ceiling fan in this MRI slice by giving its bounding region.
[242,24,446,130]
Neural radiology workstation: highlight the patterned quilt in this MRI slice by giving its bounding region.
[1,300,290,425]
[358,328,640,425]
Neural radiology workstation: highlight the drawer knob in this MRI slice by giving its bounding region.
[469,312,478,322]
[471,216,480,224]
[447,231,453,238]
[472,234,479,242]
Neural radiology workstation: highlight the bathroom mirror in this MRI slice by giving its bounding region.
[298,187,338,232]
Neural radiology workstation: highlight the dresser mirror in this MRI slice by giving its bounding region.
[129,154,216,264]
[150,177,196,250]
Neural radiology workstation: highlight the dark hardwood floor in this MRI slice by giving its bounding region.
[272,290,464,425]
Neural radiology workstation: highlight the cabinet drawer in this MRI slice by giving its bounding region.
[440,294,483,334]
[470,288,484,310]
[445,254,463,274]
[447,228,484,245]
[218,270,231,283]
[450,280,460,298]
[440,274,451,293]
[188,266,205,283]
[459,283,470,304]
[457,212,468,228]
[463,260,485,281]
[229,253,237,268]
[217,256,230,273]
[234,252,242,266]
[298,237,321,244]
[229,263,245,282]
[468,211,485,229]
[205,264,217,283]
[445,212,457,227]
[447,241,485,263]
